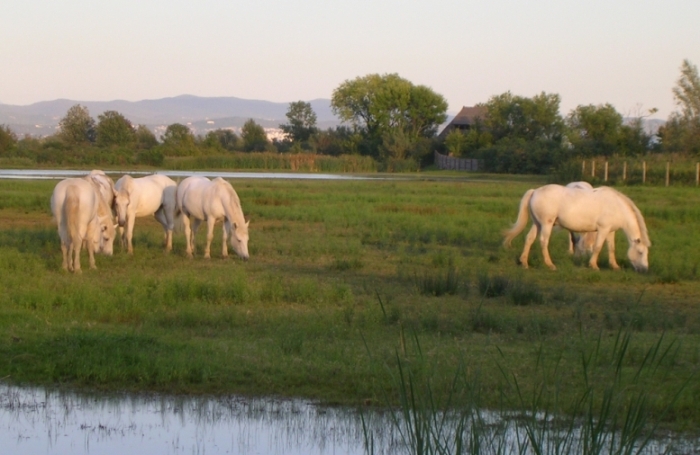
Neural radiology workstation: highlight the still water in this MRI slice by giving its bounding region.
[0,384,394,455]
[0,169,367,181]
[2,384,698,455]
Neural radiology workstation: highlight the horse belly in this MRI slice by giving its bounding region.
[133,183,165,217]
[557,206,599,232]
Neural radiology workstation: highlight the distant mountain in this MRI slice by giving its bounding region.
[0,95,341,137]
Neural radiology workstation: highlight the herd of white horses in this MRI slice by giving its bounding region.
[50,170,249,273]
[48,171,650,274]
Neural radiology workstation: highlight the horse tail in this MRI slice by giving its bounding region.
[64,185,82,246]
[503,189,535,248]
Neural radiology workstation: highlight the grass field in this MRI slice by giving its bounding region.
[0,174,699,435]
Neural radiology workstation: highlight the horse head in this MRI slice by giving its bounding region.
[227,219,250,260]
[627,238,649,272]
[113,188,130,227]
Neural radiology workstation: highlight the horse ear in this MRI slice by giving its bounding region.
[246,219,250,227]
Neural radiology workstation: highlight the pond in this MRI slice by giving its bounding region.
[2,384,698,455]
[0,384,391,455]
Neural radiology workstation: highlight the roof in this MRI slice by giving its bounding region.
[437,105,487,139]
[450,106,487,126]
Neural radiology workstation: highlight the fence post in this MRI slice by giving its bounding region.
[623,161,627,182]
[696,162,699,186]
[642,161,646,184]
[666,162,670,187]
[591,160,595,178]
[582,160,586,177]
[604,161,608,182]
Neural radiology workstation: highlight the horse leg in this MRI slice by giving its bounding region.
[154,207,172,252]
[221,220,230,259]
[71,237,82,274]
[606,231,620,270]
[60,240,70,271]
[519,224,538,269]
[119,225,127,250]
[568,231,575,255]
[204,218,216,259]
[588,229,610,270]
[87,235,97,270]
[182,214,194,258]
[191,219,201,256]
[538,223,557,270]
[125,212,137,254]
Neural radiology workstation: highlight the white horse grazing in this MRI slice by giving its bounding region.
[51,177,116,273]
[176,176,249,260]
[87,169,116,212]
[565,181,596,255]
[503,184,651,272]
[113,174,178,254]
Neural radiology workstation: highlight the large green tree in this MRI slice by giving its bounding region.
[280,101,318,144]
[96,110,135,147]
[566,104,624,157]
[134,125,158,149]
[162,123,196,155]
[484,91,565,143]
[58,104,96,144]
[660,59,700,154]
[241,119,269,152]
[331,73,447,157]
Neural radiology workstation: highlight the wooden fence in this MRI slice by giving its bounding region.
[583,160,700,186]
[434,151,481,171]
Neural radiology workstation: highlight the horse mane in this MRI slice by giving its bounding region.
[213,178,246,227]
[609,188,651,247]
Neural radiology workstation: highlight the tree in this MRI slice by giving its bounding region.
[162,123,196,155]
[207,129,239,151]
[58,104,96,144]
[134,125,158,150]
[162,123,194,146]
[566,104,624,157]
[661,59,700,154]
[280,101,318,144]
[241,119,269,152]
[96,110,135,146]
[484,91,565,143]
[0,125,17,155]
[331,73,447,157]
[444,129,468,156]
[673,59,700,121]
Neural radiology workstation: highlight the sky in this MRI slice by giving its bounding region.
[2,0,698,120]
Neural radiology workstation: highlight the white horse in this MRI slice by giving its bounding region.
[113,174,178,254]
[565,181,596,255]
[503,184,651,272]
[87,169,116,212]
[176,176,249,260]
[51,177,116,273]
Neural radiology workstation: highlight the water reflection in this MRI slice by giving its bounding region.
[0,169,368,181]
[0,384,390,455]
[2,384,698,455]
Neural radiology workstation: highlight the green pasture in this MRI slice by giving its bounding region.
[0,176,699,432]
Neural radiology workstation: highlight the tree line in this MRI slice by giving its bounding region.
[0,60,698,174]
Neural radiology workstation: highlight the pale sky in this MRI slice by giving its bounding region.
[2,0,698,120]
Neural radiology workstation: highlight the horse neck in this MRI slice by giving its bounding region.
[221,189,244,227]
[618,201,643,245]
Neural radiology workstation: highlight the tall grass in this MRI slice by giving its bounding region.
[164,152,378,173]
[364,329,693,455]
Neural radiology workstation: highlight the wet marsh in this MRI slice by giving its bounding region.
[1,174,700,449]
